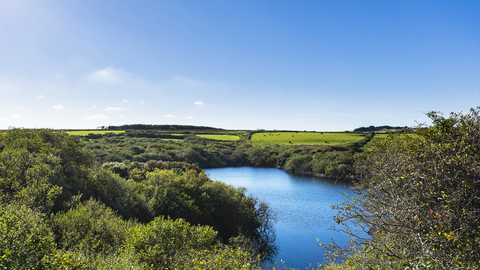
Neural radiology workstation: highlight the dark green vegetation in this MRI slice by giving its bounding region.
[353,125,409,133]
[5,113,475,269]
[323,108,480,269]
[78,128,376,180]
[0,129,274,269]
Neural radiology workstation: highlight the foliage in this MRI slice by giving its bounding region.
[135,169,275,245]
[311,151,354,176]
[0,128,281,269]
[107,124,223,131]
[360,133,390,151]
[0,203,55,269]
[172,246,261,270]
[52,199,134,255]
[353,125,409,133]
[324,108,480,269]
[89,247,146,270]
[125,216,218,269]
[86,168,150,221]
[284,154,312,172]
[0,128,94,213]
[79,128,375,179]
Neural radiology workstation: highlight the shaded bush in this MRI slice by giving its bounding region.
[284,155,312,172]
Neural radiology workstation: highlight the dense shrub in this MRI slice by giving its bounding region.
[0,129,94,213]
[0,203,55,269]
[125,216,219,269]
[325,108,480,268]
[52,199,134,254]
[284,155,312,172]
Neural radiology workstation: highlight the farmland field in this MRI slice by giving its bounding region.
[250,132,364,145]
[196,134,240,141]
[66,130,125,136]
[362,133,416,150]
[362,133,390,150]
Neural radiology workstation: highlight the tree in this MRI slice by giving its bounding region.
[0,203,55,269]
[52,198,134,255]
[0,129,95,213]
[324,108,480,269]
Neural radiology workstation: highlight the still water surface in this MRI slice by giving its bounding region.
[205,167,354,269]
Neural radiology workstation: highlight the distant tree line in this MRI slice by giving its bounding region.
[79,130,375,180]
[353,125,409,132]
[107,124,223,131]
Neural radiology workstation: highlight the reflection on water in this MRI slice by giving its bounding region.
[205,167,354,269]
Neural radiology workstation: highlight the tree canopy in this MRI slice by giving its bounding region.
[325,108,480,269]
[0,129,274,269]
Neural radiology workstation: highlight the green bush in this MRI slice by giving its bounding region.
[125,216,218,269]
[325,108,480,268]
[0,203,55,269]
[284,154,312,172]
[0,129,95,213]
[52,199,134,255]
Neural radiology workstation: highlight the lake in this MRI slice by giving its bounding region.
[205,167,355,269]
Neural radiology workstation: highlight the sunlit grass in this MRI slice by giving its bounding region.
[362,133,390,150]
[196,134,240,141]
[66,130,125,136]
[250,132,364,145]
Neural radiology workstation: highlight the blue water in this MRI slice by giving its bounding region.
[205,167,355,269]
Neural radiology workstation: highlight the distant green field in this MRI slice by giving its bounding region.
[362,133,390,150]
[196,134,240,141]
[250,132,364,145]
[66,130,125,136]
[362,133,417,150]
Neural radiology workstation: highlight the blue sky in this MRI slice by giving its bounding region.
[1,0,479,131]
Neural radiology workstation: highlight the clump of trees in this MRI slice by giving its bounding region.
[107,124,223,131]
[323,108,480,269]
[81,130,374,180]
[0,129,275,269]
[353,125,409,132]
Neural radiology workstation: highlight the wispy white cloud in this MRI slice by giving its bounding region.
[85,114,109,120]
[36,95,45,99]
[118,115,125,118]
[171,76,204,88]
[87,66,130,83]
[0,118,8,122]
[10,114,21,118]
[52,104,64,110]
[122,99,129,103]
[194,101,204,105]
[104,107,122,111]
[186,116,195,119]
[104,107,130,111]
[165,114,176,118]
